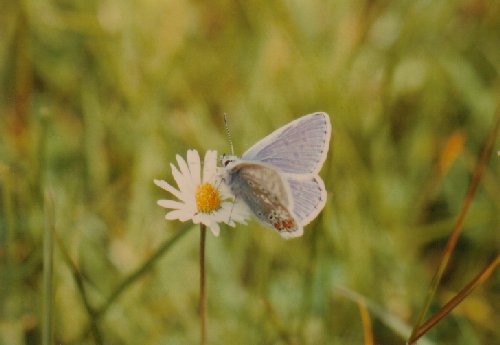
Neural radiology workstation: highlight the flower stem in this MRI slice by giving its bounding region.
[200,224,207,345]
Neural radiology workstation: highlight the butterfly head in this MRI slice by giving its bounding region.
[220,154,238,168]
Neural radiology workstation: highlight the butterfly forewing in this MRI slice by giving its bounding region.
[242,112,331,175]
[227,162,302,238]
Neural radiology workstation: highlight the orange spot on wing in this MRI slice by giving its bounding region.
[273,218,296,232]
[283,219,295,230]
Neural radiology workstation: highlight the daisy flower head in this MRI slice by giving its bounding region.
[154,149,249,236]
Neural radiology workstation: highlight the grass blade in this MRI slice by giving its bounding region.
[408,255,500,344]
[336,286,435,345]
[356,297,374,345]
[42,190,55,345]
[409,106,500,341]
[95,222,193,318]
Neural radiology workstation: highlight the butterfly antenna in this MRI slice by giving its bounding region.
[224,113,235,155]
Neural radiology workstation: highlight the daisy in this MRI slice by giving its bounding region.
[154,149,249,236]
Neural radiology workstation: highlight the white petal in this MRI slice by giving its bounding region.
[157,199,185,210]
[192,213,206,225]
[176,154,194,188]
[170,163,184,189]
[183,196,197,215]
[154,179,183,200]
[187,149,201,186]
[203,150,218,183]
[166,209,194,222]
[176,154,197,198]
[171,163,193,201]
[207,221,220,236]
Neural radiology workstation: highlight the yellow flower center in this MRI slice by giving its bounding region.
[196,183,221,213]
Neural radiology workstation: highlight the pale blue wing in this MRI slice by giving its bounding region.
[242,112,332,174]
[287,175,327,226]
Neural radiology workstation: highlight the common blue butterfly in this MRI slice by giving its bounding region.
[221,112,331,238]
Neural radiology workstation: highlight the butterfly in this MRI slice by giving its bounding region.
[221,112,332,239]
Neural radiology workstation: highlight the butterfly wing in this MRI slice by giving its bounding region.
[227,162,303,238]
[286,175,327,227]
[242,112,331,175]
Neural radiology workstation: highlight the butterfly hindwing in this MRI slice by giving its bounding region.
[242,112,331,175]
[286,175,327,227]
[227,162,303,238]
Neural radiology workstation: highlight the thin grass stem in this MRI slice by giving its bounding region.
[357,298,374,345]
[0,164,15,311]
[54,227,103,344]
[408,255,500,344]
[42,190,55,345]
[96,222,193,318]
[409,105,500,342]
[1,165,15,267]
[262,298,294,345]
[75,223,192,343]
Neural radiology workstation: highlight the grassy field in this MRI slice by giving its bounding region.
[1,1,499,344]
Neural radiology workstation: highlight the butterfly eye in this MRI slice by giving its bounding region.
[222,156,233,167]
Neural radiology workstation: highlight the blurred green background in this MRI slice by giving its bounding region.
[1,0,499,344]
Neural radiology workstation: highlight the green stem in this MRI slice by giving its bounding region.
[75,223,192,343]
[96,223,193,318]
[42,191,54,345]
[54,230,102,344]
[200,224,207,345]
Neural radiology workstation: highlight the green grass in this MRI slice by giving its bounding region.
[1,1,499,344]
